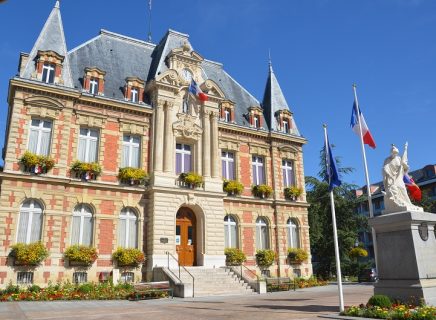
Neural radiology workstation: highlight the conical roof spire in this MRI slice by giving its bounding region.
[261,59,300,135]
[21,1,73,87]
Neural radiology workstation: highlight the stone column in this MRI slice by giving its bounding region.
[211,112,219,178]
[163,103,173,173]
[153,102,164,172]
[202,111,211,177]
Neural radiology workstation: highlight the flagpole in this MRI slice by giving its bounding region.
[323,124,344,313]
[352,84,379,270]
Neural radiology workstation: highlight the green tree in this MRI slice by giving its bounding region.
[306,146,366,279]
[411,191,436,213]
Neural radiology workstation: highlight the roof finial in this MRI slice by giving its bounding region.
[55,0,60,8]
[147,0,152,42]
[268,49,272,70]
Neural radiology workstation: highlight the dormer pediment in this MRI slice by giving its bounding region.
[155,69,181,87]
[201,79,225,99]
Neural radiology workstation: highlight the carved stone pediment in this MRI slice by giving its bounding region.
[24,96,64,119]
[278,145,300,160]
[74,110,107,128]
[249,143,269,156]
[119,119,149,135]
[219,139,239,151]
[155,69,180,87]
[202,79,225,99]
[173,113,202,139]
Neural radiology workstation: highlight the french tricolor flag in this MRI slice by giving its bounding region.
[189,80,208,102]
[350,101,376,149]
[403,174,422,202]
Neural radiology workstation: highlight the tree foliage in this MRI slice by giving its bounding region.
[306,146,367,279]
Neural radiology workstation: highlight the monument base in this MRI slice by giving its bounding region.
[369,211,436,305]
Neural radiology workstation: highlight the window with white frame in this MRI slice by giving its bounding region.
[221,151,235,180]
[282,159,295,187]
[256,217,269,250]
[224,108,231,122]
[254,115,260,128]
[252,155,265,185]
[17,200,43,244]
[28,119,52,156]
[78,128,99,162]
[42,63,55,84]
[224,215,238,248]
[287,218,299,248]
[130,87,138,103]
[283,119,289,133]
[122,135,140,168]
[89,78,99,95]
[175,143,191,174]
[118,208,138,248]
[71,204,93,246]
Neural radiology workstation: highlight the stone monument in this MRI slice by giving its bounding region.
[369,143,436,305]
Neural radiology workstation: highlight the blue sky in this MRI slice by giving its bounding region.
[1,0,435,186]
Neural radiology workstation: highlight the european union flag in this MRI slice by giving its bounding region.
[325,136,342,191]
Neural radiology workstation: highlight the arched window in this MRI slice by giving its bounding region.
[17,200,43,243]
[118,208,138,248]
[256,217,269,250]
[71,204,93,246]
[224,215,238,248]
[287,218,300,248]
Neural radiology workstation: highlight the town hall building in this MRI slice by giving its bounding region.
[0,1,312,289]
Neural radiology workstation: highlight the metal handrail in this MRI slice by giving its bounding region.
[165,251,195,297]
[228,264,260,292]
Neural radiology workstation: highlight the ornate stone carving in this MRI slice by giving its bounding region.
[119,119,148,135]
[249,143,269,156]
[155,69,180,87]
[173,113,202,139]
[24,96,64,119]
[219,140,239,151]
[75,110,106,128]
[278,145,299,160]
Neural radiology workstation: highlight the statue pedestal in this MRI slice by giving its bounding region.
[369,211,436,305]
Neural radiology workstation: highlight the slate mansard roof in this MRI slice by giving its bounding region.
[18,2,302,137]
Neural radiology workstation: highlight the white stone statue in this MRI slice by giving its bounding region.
[382,143,423,214]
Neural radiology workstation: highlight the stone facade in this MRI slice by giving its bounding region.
[0,3,312,287]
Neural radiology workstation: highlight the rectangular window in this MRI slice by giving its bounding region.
[78,128,99,162]
[221,151,235,180]
[17,272,33,285]
[122,135,140,168]
[42,63,55,84]
[283,119,289,133]
[73,272,88,284]
[282,159,295,187]
[28,119,52,156]
[131,87,138,103]
[176,143,191,174]
[254,115,260,128]
[252,155,265,185]
[224,108,231,122]
[89,78,99,95]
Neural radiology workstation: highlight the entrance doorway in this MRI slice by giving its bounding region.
[176,207,196,266]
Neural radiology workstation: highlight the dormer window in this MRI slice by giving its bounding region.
[283,119,289,133]
[89,78,99,95]
[131,87,138,103]
[42,63,55,84]
[84,67,105,96]
[35,50,64,85]
[224,108,231,122]
[248,106,264,129]
[220,101,235,123]
[125,77,145,104]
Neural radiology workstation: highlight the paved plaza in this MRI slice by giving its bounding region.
[0,284,373,320]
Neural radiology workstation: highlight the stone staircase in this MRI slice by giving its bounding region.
[169,267,256,297]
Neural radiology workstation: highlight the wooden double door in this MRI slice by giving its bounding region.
[176,208,196,266]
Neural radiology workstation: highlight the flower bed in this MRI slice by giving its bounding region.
[70,161,102,181]
[112,248,145,267]
[19,151,55,174]
[266,276,328,291]
[251,184,273,198]
[343,304,436,319]
[9,242,49,266]
[64,245,98,266]
[118,167,148,185]
[223,180,244,196]
[0,282,138,302]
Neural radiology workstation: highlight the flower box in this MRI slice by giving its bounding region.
[178,172,203,188]
[255,249,276,269]
[112,248,145,268]
[70,161,102,181]
[223,180,244,196]
[287,248,309,265]
[9,242,49,267]
[118,167,148,186]
[284,186,303,201]
[64,245,98,267]
[19,151,55,175]
[251,184,273,198]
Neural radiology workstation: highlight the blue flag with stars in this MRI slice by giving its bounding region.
[325,135,341,191]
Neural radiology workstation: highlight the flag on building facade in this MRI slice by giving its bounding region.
[189,80,208,102]
[350,101,376,149]
[325,134,342,191]
[403,174,422,201]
